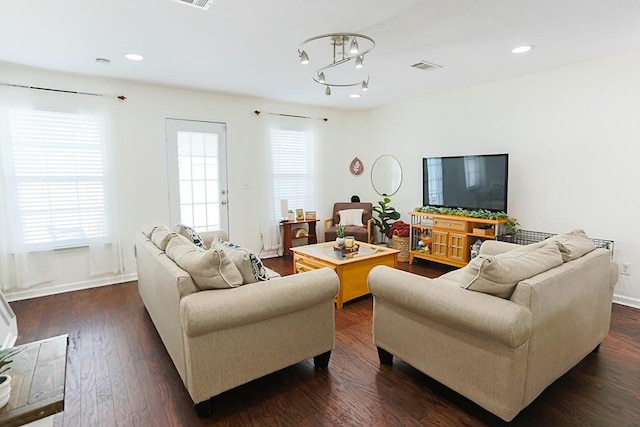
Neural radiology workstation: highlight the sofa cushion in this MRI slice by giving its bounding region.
[547,229,597,262]
[175,223,206,249]
[338,208,365,227]
[459,242,564,298]
[150,225,175,251]
[165,234,243,290]
[211,239,269,283]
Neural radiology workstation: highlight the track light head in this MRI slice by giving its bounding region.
[349,37,359,54]
[325,86,331,96]
[355,55,364,69]
[299,50,309,65]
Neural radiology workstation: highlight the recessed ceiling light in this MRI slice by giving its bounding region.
[349,94,361,98]
[125,53,144,61]
[512,45,534,54]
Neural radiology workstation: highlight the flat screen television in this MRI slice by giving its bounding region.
[422,154,509,212]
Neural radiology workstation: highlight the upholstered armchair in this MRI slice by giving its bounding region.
[324,202,373,243]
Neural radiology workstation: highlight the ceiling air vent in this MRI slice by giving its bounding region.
[173,0,214,10]
[411,61,442,71]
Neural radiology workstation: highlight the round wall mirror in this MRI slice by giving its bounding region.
[371,155,402,196]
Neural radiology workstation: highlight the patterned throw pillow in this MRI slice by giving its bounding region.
[176,224,206,249]
[214,238,269,282]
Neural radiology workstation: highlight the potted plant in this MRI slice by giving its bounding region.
[0,347,23,408]
[372,197,401,244]
[335,224,346,247]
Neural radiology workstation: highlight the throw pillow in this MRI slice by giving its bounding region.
[150,226,175,251]
[338,208,364,227]
[547,229,597,262]
[175,223,206,249]
[165,234,243,290]
[210,239,257,284]
[213,238,269,282]
[458,242,564,299]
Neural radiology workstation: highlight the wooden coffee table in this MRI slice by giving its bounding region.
[291,241,399,309]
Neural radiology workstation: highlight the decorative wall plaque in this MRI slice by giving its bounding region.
[349,157,364,176]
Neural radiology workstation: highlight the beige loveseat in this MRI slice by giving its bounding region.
[135,224,339,416]
[368,231,617,421]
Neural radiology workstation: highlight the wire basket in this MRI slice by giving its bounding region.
[391,233,410,263]
[496,229,614,255]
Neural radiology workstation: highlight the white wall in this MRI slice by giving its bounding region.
[3,48,640,306]
[0,62,347,299]
[326,49,640,306]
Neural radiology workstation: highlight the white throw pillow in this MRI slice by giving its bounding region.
[458,242,564,299]
[211,239,270,283]
[165,234,243,290]
[338,208,364,227]
[547,229,597,262]
[150,226,174,251]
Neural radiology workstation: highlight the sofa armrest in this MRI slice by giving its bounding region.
[479,240,523,256]
[180,267,339,338]
[368,266,532,348]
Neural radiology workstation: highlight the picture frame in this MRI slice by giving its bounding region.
[305,210,316,220]
[295,208,304,220]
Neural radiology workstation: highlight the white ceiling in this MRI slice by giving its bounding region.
[2,0,640,110]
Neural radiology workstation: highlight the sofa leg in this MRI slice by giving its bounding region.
[592,343,601,353]
[195,397,214,418]
[314,350,332,370]
[377,347,393,365]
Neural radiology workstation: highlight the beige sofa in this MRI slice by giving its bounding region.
[368,233,617,421]
[135,224,339,416]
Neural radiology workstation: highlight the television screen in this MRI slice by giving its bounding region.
[422,154,509,212]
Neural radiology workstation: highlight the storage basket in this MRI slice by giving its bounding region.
[391,232,410,263]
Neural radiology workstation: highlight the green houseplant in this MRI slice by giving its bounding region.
[335,224,346,247]
[372,197,401,243]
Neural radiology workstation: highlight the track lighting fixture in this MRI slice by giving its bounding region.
[297,32,375,96]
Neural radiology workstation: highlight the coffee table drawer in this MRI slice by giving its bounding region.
[294,254,335,274]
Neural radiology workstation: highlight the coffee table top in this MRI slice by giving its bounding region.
[290,241,399,265]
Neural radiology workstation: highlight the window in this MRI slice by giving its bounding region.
[176,131,220,231]
[4,108,109,250]
[268,127,317,219]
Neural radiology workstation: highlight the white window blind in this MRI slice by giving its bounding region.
[6,108,109,249]
[269,127,316,219]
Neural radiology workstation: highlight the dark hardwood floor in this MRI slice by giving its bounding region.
[9,257,640,426]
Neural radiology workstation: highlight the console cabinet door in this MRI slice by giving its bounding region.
[432,231,449,257]
[448,233,469,263]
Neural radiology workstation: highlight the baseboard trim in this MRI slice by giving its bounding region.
[4,273,138,302]
[613,294,640,310]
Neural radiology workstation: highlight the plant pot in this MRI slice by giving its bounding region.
[0,374,11,408]
[335,237,345,247]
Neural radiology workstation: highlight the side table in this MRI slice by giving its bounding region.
[280,219,318,256]
[0,334,68,427]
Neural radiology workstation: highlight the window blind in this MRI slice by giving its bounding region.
[7,108,109,249]
[269,128,316,218]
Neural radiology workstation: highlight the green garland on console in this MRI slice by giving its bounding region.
[415,206,520,235]
[415,206,508,220]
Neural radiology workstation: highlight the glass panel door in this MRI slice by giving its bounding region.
[165,119,228,233]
